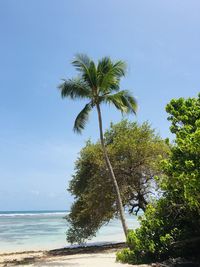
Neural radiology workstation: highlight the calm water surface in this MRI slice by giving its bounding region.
[0,210,140,253]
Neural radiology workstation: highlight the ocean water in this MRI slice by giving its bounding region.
[0,210,140,253]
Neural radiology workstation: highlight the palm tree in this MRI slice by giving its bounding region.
[58,54,137,238]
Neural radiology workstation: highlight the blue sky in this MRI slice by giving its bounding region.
[0,0,199,211]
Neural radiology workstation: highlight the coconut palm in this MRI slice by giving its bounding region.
[58,54,137,237]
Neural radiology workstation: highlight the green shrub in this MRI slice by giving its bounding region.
[116,248,137,264]
[117,197,200,263]
[117,95,200,264]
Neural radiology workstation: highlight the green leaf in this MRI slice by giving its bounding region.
[73,102,93,133]
[58,78,91,99]
[104,90,137,114]
[72,54,97,88]
[97,58,127,93]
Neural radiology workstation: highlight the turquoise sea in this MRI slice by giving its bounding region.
[0,210,140,253]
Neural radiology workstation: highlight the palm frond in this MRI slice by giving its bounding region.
[72,54,97,88]
[124,92,137,114]
[58,78,91,99]
[97,58,127,93]
[72,54,91,72]
[112,60,127,77]
[73,102,93,133]
[97,57,112,75]
[103,90,137,114]
[88,60,97,88]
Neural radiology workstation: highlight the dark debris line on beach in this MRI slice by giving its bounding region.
[47,242,127,256]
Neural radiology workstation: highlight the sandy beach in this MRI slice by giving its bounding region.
[0,251,136,267]
[0,244,149,267]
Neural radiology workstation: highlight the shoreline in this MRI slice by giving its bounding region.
[0,242,141,267]
[0,241,126,256]
[0,241,126,255]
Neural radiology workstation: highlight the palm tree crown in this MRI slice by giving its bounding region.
[58,54,137,133]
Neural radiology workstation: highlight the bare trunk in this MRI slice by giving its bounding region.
[96,103,128,238]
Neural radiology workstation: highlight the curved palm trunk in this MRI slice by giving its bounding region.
[96,103,128,238]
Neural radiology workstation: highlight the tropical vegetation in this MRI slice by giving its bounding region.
[116,94,200,263]
[66,120,169,243]
[58,54,137,237]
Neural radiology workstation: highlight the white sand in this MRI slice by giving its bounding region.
[30,252,133,266]
[0,250,150,267]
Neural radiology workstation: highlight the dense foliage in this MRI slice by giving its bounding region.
[117,95,200,264]
[66,120,169,243]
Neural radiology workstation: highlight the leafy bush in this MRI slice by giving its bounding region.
[117,199,200,263]
[117,95,200,263]
[66,120,168,243]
